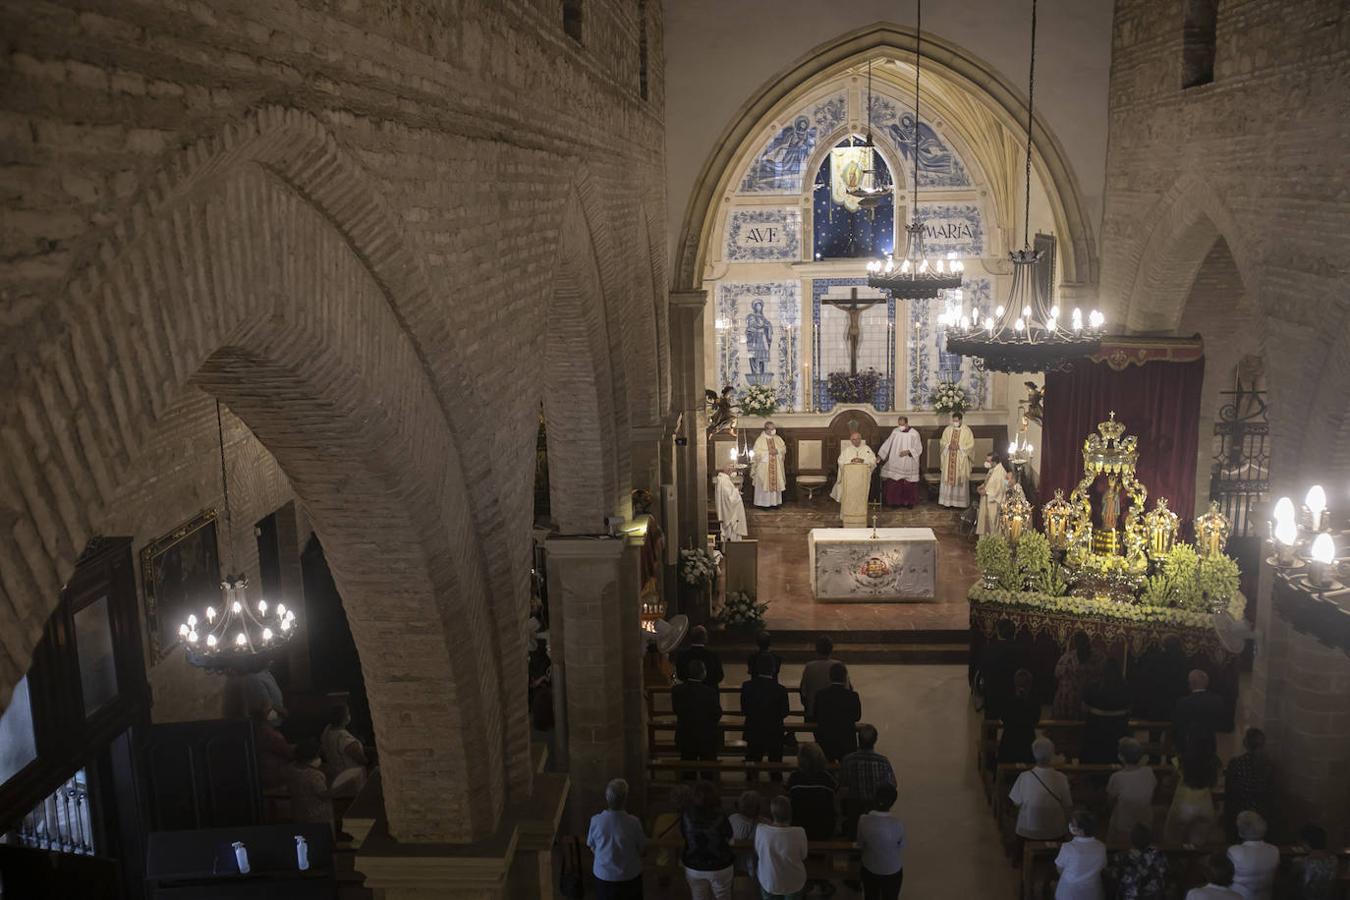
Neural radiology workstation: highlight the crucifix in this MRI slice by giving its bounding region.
[822,286,888,374]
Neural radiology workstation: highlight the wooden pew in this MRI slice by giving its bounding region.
[976,718,1173,800]
[1020,841,1350,900]
[645,685,807,720]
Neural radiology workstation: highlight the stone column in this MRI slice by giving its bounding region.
[545,536,641,826]
[670,290,709,620]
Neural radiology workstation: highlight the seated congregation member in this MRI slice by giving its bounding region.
[674,625,724,686]
[242,659,288,724]
[998,669,1041,765]
[673,660,723,775]
[680,780,735,900]
[799,635,850,721]
[788,742,838,840]
[1184,853,1243,900]
[1054,809,1106,900]
[728,791,764,880]
[1105,824,1168,900]
[747,630,783,680]
[287,739,334,828]
[1053,632,1104,719]
[1226,811,1279,900]
[754,795,808,900]
[1164,747,1219,846]
[1172,669,1226,756]
[1223,729,1274,843]
[251,703,295,791]
[741,654,790,779]
[587,778,646,899]
[813,663,862,762]
[1081,660,1131,764]
[1106,738,1157,845]
[840,724,896,839]
[1009,738,1072,842]
[1291,824,1337,900]
[856,782,905,900]
[321,704,370,797]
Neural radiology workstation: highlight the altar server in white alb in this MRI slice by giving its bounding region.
[714,466,748,543]
[751,422,788,508]
[878,416,923,508]
[976,451,1008,535]
[826,437,880,507]
[938,412,976,509]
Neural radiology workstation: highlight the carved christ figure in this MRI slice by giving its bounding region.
[1101,476,1121,532]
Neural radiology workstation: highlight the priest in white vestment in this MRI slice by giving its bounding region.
[830,433,877,527]
[976,452,1008,535]
[750,421,788,508]
[878,415,923,508]
[938,412,976,509]
[714,467,748,542]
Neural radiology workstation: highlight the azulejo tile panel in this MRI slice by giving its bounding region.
[739,92,847,194]
[725,207,801,262]
[715,281,802,410]
[811,277,895,412]
[916,203,984,256]
[868,96,972,189]
[908,277,991,409]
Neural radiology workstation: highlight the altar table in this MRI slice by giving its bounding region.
[807,528,937,602]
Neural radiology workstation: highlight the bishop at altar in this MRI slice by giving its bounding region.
[939,413,975,509]
[878,416,923,508]
[750,422,787,508]
[714,467,747,542]
[830,433,877,527]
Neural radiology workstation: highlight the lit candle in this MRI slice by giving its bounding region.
[1274,516,1298,565]
[235,632,247,648]
[1310,532,1336,588]
[1306,484,1327,531]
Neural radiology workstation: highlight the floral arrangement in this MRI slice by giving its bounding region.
[826,368,883,405]
[969,583,1246,628]
[928,380,971,415]
[680,547,718,587]
[720,590,769,629]
[975,535,1020,592]
[739,384,779,417]
[1141,544,1201,609]
[1014,531,1069,597]
[1196,554,1241,608]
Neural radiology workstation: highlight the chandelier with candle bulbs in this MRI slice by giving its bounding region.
[178,403,298,673]
[865,0,964,300]
[944,0,1105,373]
[1266,483,1350,654]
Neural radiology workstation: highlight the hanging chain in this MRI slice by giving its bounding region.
[913,0,923,211]
[1023,0,1038,249]
[866,58,873,141]
[215,399,236,571]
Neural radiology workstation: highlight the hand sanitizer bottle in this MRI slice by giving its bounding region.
[232,840,250,874]
[295,834,310,871]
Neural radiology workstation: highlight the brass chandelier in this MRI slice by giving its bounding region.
[944,0,1105,372]
[866,0,964,300]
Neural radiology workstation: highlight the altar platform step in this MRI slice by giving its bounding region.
[743,502,961,536]
[707,628,969,665]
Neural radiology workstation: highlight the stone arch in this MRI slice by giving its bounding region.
[543,181,633,534]
[633,205,669,427]
[1118,174,1258,333]
[673,21,1098,292]
[0,111,525,842]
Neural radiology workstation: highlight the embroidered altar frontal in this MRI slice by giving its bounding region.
[808,528,937,602]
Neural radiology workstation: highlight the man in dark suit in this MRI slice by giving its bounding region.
[741,654,789,781]
[672,625,724,686]
[672,659,722,779]
[812,663,862,762]
[746,629,783,680]
[1172,668,1226,754]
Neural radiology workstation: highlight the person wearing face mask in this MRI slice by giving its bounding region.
[938,412,975,509]
[830,432,877,527]
[976,451,1008,535]
[750,422,788,508]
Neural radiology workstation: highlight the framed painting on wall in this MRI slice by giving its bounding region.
[141,510,221,662]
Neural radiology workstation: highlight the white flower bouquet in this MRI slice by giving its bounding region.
[680,547,718,587]
[720,590,769,629]
[968,583,1246,629]
[928,380,971,415]
[739,384,779,417]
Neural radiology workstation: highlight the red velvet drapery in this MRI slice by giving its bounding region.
[1041,355,1206,529]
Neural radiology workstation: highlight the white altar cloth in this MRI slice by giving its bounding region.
[807,528,938,602]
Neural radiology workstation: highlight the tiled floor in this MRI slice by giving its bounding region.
[747,498,979,632]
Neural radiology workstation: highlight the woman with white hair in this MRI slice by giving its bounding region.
[1009,738,1073,842]
[586,778,646,898]
[1226,811,1279,900]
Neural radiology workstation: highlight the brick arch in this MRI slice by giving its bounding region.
[630,205,668,426]
[543,185,630,533]
[1117,175,1258,333]
[0,121,524,841]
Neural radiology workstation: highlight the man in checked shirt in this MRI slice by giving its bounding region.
[839,723,896,839]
